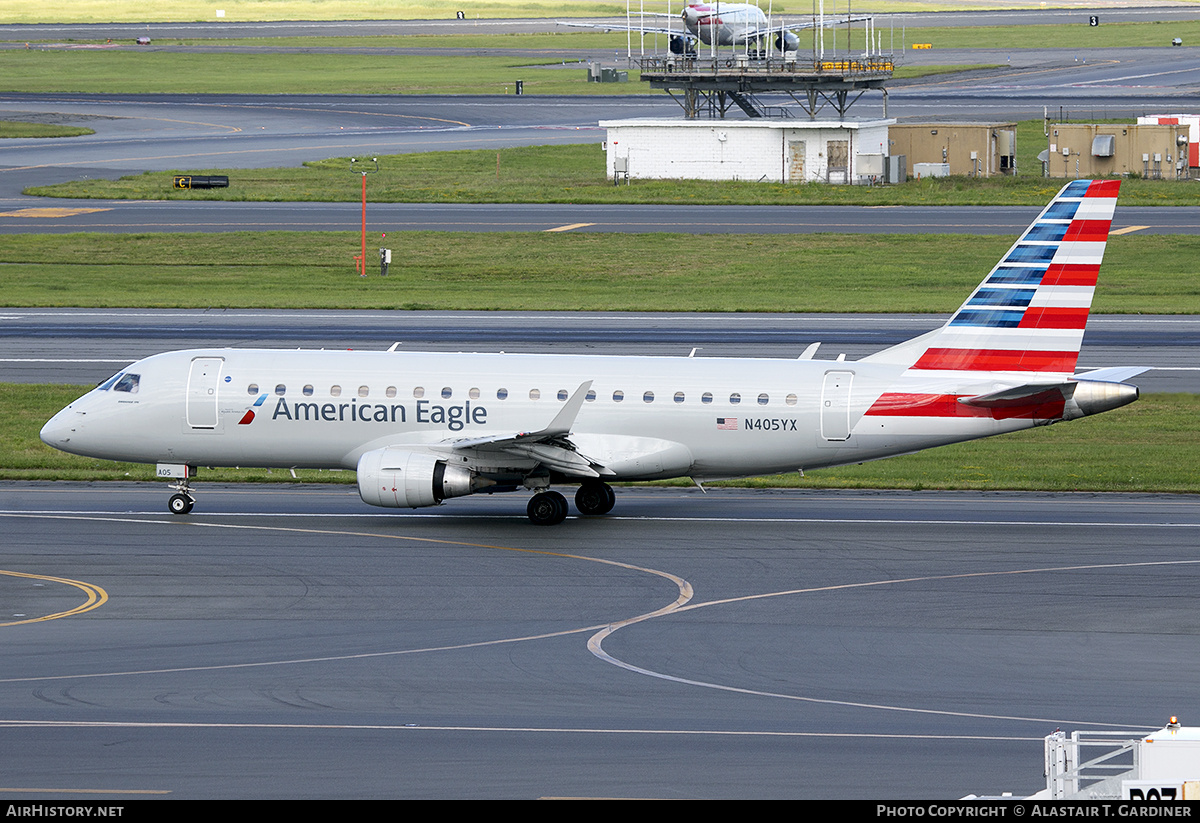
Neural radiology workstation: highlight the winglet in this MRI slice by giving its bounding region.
[539,380,593,438]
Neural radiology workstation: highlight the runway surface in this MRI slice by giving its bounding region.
[3,483,1198,798]
[3,198,1199,235]
[3,308,1196,392]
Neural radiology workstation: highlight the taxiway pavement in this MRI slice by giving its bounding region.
[2,308,1195,392]
[3,483,1197,798]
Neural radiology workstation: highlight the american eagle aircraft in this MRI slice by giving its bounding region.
[41,180,1142,525]
[560,3,870,55]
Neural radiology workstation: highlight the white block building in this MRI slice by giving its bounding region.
[601,119,895,184]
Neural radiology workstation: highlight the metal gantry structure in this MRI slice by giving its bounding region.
[617,0,896,119]
[638,54,893,120]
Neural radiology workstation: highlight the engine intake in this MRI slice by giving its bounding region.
[357,448,489,508]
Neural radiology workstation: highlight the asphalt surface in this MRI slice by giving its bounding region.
[3,483,1197,798]
[3,308,1196,392]
[3,198,1199,235]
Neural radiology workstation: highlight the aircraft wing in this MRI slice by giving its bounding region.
[557,20,692,39]
[739,14,874,39]
[436,380,613,477]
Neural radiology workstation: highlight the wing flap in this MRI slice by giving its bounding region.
[442,380,611,478]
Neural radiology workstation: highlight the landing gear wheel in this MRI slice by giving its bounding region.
[527,491,568,525]
[575,482,615,516]
[168,493,195,515]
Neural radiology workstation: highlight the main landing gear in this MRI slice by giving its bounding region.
[526,482,616,525]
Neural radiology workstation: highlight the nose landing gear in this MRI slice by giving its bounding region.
[158,464,197,515]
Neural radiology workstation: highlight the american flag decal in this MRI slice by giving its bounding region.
[716,418,738,430]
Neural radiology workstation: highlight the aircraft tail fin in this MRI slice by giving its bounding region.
[861,179,1120,377]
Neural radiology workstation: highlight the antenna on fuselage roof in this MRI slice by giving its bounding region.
[387,342,401,352]
[799,342,820,360]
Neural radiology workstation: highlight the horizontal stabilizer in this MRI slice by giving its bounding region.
[960,378,1138,420]
[958,383,1068,409]
[1074,366,1151,384]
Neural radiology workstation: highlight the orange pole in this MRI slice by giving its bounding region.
[360,172,367,275]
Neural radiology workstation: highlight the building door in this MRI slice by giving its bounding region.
[826,139,849,183]
[787,140,806,182]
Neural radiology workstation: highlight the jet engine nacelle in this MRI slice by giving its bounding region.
[669,35,694,55]
[774,32,799,52]
[357,448,486,509]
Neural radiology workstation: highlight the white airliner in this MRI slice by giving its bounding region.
[41,180,1142,525]
[561,3,869,54]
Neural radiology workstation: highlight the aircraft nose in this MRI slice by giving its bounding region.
[40,406,80,448]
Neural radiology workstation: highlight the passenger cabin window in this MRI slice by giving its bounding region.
[497,388,509,400]
[359,385,370,398]
[413,387,425,399]
[729,393,741,405]
[674,392,685,404]
[786,394,798,406]
[643,391,654,403]
[441,387,452,399]
[557,389,568,401]
[701,392,713,405]
[758,393,769,405]
[275,384,286,396]
[613,390,624,402]
[113,374,140,393]
[303,385,314,397]
[386,386,397,398]
[246,383,259,395]
[330,385,342,397]
[585,390,596,402]
[529,389,541,400]
[469,388,480,400]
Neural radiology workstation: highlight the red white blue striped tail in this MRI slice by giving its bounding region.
[862,179,1119,377]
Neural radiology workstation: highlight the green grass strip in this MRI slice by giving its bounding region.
[0,120,94,138]
[7,384,1190,493]
[29,136,1200,207]
[2,230,1197,313]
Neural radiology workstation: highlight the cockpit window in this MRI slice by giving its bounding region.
[98,372,124,391]
[113,373,140,393]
